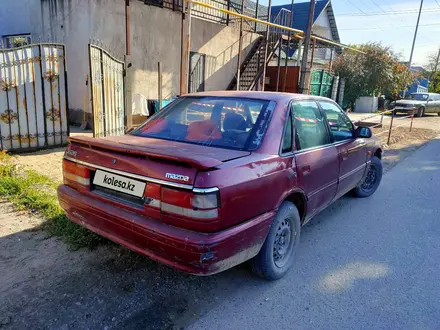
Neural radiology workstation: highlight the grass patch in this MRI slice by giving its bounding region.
[0,151,104,250]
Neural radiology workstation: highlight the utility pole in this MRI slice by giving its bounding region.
[408,0,423,70]
[236,0,246,90]
[125,0,133,129]
[433,47,440,75]
[299,0,315,94]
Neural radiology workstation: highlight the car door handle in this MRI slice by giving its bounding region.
[302,165,311,176]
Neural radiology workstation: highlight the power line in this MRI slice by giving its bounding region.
[338,7,440,16]
[366,0,413,32]
[340,22,440,31]
[370,0,387,13]
[345,0,367,14]
[344,0,384,31]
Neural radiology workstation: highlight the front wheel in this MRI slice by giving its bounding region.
[353,156,383,198]
[417,107,425,117]
[250,201,301,281]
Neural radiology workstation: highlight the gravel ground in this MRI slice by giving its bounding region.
[0,200,242,330]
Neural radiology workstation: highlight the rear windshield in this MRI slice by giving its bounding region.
[407,93,428,101]
[130,96,275,151]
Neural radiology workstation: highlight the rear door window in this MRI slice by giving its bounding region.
[293,101,330,151]
[281,110,293,154]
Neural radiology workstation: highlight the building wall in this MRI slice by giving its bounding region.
[0,0,259,120]
[312,6,332,61]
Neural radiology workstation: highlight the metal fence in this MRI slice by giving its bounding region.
[144,0,269,29]
[89,45,125,138]
[0,43,69,152]
[353,109,415,145]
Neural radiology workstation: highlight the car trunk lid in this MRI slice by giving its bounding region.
[63,136,250,230]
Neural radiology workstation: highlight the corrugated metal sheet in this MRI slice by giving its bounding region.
[271,0,329,33]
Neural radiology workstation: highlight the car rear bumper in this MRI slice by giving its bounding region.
[58,185,274,275]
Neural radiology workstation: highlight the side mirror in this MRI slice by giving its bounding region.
[355,126,372,138]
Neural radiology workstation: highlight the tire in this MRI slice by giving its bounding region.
[353,156,383,198]
[417,107,425,117]
[437,112,440,116]
[250,201,301,281]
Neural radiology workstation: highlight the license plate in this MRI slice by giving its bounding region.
[93,170,146,198]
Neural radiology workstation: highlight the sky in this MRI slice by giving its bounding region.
[269,0,440,67]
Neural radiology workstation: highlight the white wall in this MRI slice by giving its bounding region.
[312,6,333,61]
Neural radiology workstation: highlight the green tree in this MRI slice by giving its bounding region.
[430,71,440,93]
[333,42,416,108]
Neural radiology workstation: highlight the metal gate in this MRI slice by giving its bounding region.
[89,44,125,138]
[0,44,68,151]
[310,69,334,98]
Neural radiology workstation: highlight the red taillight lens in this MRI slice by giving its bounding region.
[62,160,90,187]
[153,187,220,220]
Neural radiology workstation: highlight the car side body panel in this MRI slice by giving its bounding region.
[58,92,381,276]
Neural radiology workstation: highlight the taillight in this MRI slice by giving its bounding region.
[62,159,90,187]
[144,186,220,220]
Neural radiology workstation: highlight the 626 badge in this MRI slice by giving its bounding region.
[93,170,146,197]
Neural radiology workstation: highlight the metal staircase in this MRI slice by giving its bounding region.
[227,8,292,91]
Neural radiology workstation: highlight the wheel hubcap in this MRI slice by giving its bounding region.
[361,164,378,192]
[273,219,295,268]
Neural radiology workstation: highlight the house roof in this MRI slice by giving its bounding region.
[271,0,340,43]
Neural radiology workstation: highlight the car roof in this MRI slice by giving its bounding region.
[182,91,333,103]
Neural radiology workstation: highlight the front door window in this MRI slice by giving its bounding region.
[293,101,331,150]
[319,102,354,142]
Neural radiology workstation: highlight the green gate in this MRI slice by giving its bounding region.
[310,70,334,98]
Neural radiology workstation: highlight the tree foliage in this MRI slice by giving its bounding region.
[430,71,440,93]
[333,42,416,108]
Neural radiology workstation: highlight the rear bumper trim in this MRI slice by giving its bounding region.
[58,185,274,275]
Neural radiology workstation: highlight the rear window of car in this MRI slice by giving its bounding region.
[408,94,428,101]
[130,96,275,151]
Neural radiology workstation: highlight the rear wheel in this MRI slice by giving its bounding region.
[353,156,383,198]
[250,201,300,281]
[437,112,440,116]
[417,107,425,117]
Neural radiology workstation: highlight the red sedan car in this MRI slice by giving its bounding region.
[58,92,383,280]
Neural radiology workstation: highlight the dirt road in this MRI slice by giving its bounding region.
[2,118,440,329]
[0,201,247,330]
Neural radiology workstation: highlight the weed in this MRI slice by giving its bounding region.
[0,152,104,250]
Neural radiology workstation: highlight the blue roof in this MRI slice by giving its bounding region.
[271,0,329,33]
